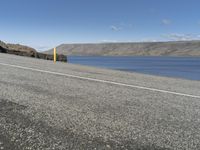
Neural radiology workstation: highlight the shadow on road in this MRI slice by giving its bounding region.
[0,99,170,150]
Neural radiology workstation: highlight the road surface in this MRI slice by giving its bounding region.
[0,53,200,150]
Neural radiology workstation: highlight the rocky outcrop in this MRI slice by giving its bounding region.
[0,41,67,62]
[0,45,7,53]
[0,41,36,53]
[35,52,67,61]
[0,45,35,57]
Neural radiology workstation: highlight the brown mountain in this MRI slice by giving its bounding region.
[0,40,67,62]
[0,40,36,54]
[45,40,200,56]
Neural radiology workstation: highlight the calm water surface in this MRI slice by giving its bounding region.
[68,56,200,81]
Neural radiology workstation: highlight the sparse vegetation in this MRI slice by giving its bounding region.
[45,41,200,56]
[0,40,67,62]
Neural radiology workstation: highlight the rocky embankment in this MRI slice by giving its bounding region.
[0,41,67,62]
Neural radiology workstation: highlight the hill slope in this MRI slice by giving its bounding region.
[45,41,200,56]
[0,40,36,53]
[0,40,67,62]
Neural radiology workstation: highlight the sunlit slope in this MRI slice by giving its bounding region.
[45,40,200,56]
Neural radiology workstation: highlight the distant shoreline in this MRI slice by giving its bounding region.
[67,55,200,57]
[45,40,200,57]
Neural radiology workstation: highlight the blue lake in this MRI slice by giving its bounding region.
[68,56,200,81]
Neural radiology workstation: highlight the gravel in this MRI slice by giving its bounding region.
[0,53,200,149]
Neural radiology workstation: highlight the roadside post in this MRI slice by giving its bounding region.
[54,48,56,63]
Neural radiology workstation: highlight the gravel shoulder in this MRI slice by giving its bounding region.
[0,53,200,150]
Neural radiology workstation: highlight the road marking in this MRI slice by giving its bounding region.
[0,62,200,99]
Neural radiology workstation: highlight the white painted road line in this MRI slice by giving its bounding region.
[0,62,200,99]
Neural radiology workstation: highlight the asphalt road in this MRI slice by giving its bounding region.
[0,53,200,150]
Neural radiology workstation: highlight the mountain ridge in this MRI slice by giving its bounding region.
[45,40,200,56]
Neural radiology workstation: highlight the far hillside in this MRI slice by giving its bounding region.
[45,40,200,56]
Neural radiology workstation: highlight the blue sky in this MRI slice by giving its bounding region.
[0,0,200,51]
